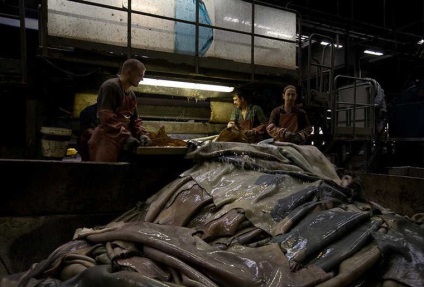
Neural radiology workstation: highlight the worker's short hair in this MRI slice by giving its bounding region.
[235,88,253,102]
[120,59,145,74]
[283,84,297,94]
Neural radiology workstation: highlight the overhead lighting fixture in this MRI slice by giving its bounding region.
[320,41,343,48]
[140,78,234,93]
[418,39,424,45]
[297,34,309,41]
[364,50,384,56]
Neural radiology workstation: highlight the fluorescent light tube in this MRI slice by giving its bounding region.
[364,50,384,56]
[320,41,343,48]
[140,78,234,93]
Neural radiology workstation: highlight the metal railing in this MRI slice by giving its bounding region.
[306,33,334,107]
[39,0,301,82]
[332,75,376,139]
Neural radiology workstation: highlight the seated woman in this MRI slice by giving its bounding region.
[266,85,312,144]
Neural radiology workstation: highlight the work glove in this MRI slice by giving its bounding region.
[243,129,256,137]
[227,121,235,129]
[291,134,304,144]
[267,123,276,130]
[138,134,152,146]
[122,136,140,152]
[284,131,295,141]
[186,139,201,151]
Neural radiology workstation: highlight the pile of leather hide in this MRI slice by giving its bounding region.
[149,126,187,147]
[2,142,423,287]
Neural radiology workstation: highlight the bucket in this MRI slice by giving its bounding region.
[40,127,72,159]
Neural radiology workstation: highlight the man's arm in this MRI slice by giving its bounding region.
[127,93,151,145]
[97,84,129,134]
[249,106,268,135]
[295,110,313,142]
[254,105,268,124]
[227,108,238,128]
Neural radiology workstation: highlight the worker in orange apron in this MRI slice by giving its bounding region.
[88,59,151,162]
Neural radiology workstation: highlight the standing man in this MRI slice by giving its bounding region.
[88,58,151,162]
[267,85,312,144]
[225,89,268,143]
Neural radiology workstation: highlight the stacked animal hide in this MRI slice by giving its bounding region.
[2,142,423,287]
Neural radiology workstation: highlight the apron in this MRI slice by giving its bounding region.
[88,95,139,162]
[278,113,299,133]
